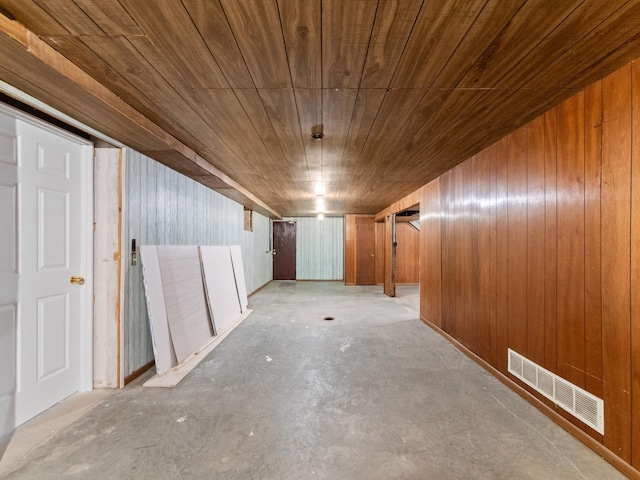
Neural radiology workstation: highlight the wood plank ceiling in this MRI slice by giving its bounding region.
[1,0,640,216]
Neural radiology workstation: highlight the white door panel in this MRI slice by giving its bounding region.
[0,111,17,438]
[14,118,90,427]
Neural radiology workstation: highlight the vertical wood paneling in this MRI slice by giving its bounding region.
[123,150,272,376]
[410,61,640,467]
[420,181,441,326]
[584,80,603,441]
[495,136,509,374]
[506,127,528,358]
[526,116,545,367]
[344,214,356,285]
[601,64,632,462]
[355,215,376,285]
[631,60,640,468]
[476,145,497,366]
[375,221,385,285]
[556,92,586,392]
[283,216,344,280]
[395,222,419,284]
[543,108,558,379]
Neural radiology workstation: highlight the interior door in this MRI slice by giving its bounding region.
[355,216,375,285]
[273,221,296,280]
[0,110,18,438]
[15,118,91,426]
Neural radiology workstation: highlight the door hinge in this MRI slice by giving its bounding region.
[93,295,96,303]
[93,222,97,231]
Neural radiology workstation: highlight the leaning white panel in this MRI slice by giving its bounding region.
[139,246,177,375]
[157,246,212,364]
[200,246,241,334]
[230,245,248,313]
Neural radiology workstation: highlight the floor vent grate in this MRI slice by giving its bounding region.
[507,349,604,434]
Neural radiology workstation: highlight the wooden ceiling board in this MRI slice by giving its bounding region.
[33,0,103,36]
[233,88,297,182]
[278,0,322,89]
[391,0,487,88]
[456,0,584,89]
[77,35,225,156]
[341,88,387,171]
[353,88,427,175]
[322,0,378,88]
[0,0,68,35]
[322,88,359,170]
[219,0,291,89]
[74,0,143,36]
[360,0,424,89]
[293,88,323,170]
[407,2,640,177]
[118,0,229,89]
[2,0,640,215]
[181,0,254,89]
[185,88,274,173]
[257,88,309,181]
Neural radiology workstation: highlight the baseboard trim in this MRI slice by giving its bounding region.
[124,360,155,386]
[419,315,640,480]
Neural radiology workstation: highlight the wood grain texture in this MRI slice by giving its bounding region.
[543,108,558,410]
[406,62,640,467]
[526,115,545,367]
[584,80,603,440]
[355,215,376,285]
[322,0,377,88]
[344,215,357,285]
[395,222,419,284]
[601,64,632,462]
[375,220,385,285]
[556,92,586,391]
[2,2,640,215]
[476,145,497,366]
[420,181,441,327]
[631,60,640,468]
[506,127,527,358]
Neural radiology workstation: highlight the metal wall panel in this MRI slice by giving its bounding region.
[123,150,272,376]
[283,216,344,280]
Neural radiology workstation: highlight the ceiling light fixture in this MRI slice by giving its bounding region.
[311,132,324,139]
[315,182,325,196]
[317,212,324,220]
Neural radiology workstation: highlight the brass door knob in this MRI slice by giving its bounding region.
[70,276,85,285]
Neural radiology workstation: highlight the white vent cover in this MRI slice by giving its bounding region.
[507,349,604,434]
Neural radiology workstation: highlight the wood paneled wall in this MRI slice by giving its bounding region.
[395,222,419,284]
[419,60,640,472]
[345,215,418,285]
[123,150,272,377]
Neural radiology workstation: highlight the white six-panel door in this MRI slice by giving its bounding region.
[0,104,93,432]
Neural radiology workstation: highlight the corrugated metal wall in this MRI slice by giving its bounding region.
[123,150,272,376]
[283,216,344,280]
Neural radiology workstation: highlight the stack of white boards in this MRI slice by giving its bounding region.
[139,245,250,387]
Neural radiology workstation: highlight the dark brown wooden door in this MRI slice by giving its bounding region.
[355,216,376,285]
[273,221,296,280]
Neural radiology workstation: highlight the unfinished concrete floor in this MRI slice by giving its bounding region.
[0,282,624,479]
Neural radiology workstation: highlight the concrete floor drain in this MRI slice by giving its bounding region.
[323,316,335,321]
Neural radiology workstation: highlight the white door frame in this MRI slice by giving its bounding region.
[0,102,94,394]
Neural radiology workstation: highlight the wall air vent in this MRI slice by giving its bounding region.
[507,349,604,434]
